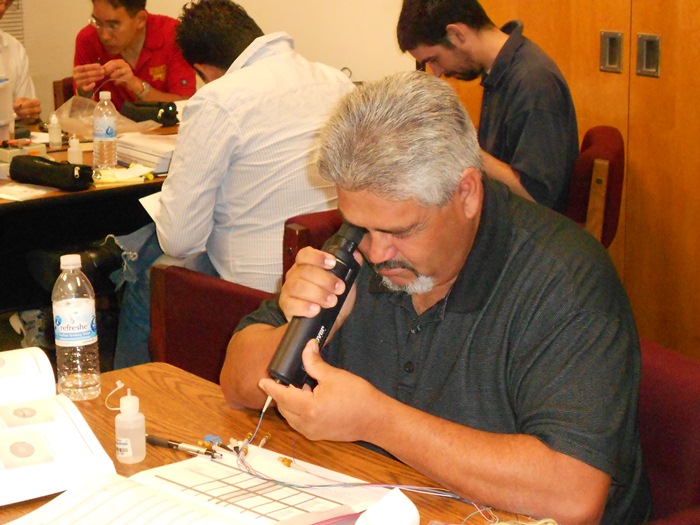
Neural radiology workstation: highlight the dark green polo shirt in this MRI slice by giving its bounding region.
[238,179,650,524]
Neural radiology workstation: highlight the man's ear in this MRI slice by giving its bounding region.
[445,23,469,46]
[134,10,147,29]
[457,167,483,220]
[193,64,225,83]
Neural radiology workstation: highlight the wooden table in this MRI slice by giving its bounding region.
[0,363,530,525]
[0,149,163,312]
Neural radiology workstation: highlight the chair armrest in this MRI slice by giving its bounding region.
[282,223,311,278]
[282,209,343,276]
[647,506,700,525]
[583,158,610,241]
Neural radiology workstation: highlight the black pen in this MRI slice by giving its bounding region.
[146,434,222,459]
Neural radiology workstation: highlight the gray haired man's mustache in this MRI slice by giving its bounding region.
[371,260,417,273]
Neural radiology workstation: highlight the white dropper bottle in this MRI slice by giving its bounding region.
[67,134,83,164]
[115,388,146,464]
[48,113,62,149]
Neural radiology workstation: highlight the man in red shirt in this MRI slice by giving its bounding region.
[73,0,195,110]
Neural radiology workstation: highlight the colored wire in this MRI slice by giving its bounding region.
[236,402,266,458]
[233,403,540,524]
[231,449,470,502]
[104,380,124,411]
[92,78,116,99]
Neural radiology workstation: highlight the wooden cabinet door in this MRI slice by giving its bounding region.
[625,0,700,356]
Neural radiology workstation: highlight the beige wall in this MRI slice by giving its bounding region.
[23,0,414,121]
[23,0,86,119]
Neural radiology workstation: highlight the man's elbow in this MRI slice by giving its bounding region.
[155,230,193,260]
[219,346,245,408]
[220,381,246,410]
[552,502,605,525]
[219,332,264,410]
[547,480,608,525]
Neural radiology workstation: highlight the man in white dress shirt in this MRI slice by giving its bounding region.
[109,0,354,368]
[0,0,41,122]
[4,0,46,351]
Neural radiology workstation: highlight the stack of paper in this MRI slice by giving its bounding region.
[93,164,155,186]
[116,132,177,174]
[0,348,115,506]
[7,445,392,524]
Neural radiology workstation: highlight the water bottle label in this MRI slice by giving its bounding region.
[53,298,98,347]
[94,116,116,140]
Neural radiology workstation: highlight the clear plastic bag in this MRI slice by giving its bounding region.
[54,96,161,139]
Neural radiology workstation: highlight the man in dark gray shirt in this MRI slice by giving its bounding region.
[397,0,578,211]
[221,71,650,524]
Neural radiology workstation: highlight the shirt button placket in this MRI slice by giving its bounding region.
[403,324,421,376]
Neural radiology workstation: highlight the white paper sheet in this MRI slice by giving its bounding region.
[8,445,389,525]
[139,190,161,221]
[0,181,59,201]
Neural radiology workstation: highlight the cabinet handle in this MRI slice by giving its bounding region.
[600,31,623,73]
[636,34,661,77]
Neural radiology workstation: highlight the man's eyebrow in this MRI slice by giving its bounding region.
[91,12,121,23]
[375,225,414,235]
[364,223,421,236]
[337,210,423,236]
[336,212,369,233]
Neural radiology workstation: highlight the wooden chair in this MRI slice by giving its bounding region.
[640,340,700,523]
[282,209,343,281]
[53,77,74,110]
[149,266,274,383]
[564,126,625,248]
[149,209,342,383]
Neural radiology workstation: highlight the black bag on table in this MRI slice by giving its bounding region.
[120,100,179,126]
[9,155,93,191]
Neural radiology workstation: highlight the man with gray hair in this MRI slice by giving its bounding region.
[221,71,650,524]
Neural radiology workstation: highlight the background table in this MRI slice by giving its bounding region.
[0,363,532,525]
[0,149,162,312]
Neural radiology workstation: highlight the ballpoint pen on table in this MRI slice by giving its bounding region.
[146,434,222,459]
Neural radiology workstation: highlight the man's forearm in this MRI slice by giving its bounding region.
[133,84,188,103]
[481,150,535,203]
[365,398,609,525]
[220,323,288,408]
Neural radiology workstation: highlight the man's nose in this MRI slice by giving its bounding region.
[428,64,444,77]
[364,232,397,264]
[96,28,113,40]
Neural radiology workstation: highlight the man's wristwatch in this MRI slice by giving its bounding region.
[136,81,151,100]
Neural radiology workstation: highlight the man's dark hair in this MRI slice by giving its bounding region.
[93,0,146,17]
[397,0,495,52]
[176,0,264,71]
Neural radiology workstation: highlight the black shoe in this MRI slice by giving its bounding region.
[27,237,123,295]
[83,236,123,278]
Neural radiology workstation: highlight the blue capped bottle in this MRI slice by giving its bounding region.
[93,91,118,169]
[52,254,101,401]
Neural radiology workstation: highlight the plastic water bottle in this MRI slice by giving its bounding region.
[93,91,118,169]
[52,254,101,401]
